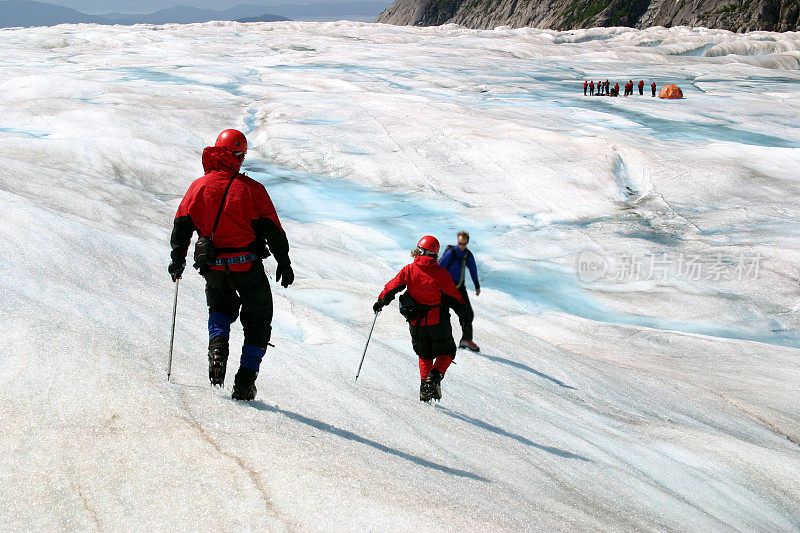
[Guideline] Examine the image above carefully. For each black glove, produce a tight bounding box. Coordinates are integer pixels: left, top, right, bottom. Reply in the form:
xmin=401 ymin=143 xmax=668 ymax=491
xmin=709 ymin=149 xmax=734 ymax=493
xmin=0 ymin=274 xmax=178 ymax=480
xmin=276 ymin=263 xmax=294 ymax=288
xmin=168 ymin=260 xmax=185 ymax=282
xmin=373 ymin=298 xmax=389 ymax=313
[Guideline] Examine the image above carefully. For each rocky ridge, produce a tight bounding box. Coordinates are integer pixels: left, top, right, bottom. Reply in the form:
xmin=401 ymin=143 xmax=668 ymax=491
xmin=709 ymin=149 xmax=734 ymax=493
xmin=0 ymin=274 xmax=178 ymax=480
xmin=376 ymin=0 xmax=800 ymax=32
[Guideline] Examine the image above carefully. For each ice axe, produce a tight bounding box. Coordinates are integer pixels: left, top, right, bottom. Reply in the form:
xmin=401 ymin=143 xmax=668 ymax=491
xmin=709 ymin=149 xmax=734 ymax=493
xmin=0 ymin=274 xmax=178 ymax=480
xmin=355 ymin=310 xmax=379 ymax=381
xmin=167 ymin=278 xmax=180 ymax=381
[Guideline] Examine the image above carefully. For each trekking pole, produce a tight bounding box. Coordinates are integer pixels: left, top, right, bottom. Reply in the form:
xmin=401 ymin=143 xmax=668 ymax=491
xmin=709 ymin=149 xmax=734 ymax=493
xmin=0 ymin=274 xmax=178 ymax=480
xmin=355 ymin=310 xmax=379 ymax=381
xmin=167 ymin=278 xmax=180 ymax=382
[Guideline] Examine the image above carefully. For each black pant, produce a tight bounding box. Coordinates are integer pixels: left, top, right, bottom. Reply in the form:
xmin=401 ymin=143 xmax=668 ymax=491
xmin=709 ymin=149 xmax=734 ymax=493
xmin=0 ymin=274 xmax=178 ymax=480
xmin=457 ymin=285 xmax=474 ymax=341
xmin=204 ymin=261 xmax=273 ymax=347
xmin=409 ymin=311 xmax=457 ymax=360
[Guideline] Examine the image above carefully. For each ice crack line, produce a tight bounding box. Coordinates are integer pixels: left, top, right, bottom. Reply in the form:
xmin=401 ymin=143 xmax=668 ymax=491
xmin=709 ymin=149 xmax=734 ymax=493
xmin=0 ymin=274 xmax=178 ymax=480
xmin=71 ymin=480 xmax=102 ymax=531
xmin=176 ymin=389 xmax=294 ymax=531
xmin=713 ymin=391 xmax=800 ymax=449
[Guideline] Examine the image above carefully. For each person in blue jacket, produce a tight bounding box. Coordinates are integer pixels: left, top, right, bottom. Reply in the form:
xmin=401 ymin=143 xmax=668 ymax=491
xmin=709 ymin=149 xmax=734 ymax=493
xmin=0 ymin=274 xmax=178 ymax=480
xmin=438 ymin=231 xmax=481 ymax=351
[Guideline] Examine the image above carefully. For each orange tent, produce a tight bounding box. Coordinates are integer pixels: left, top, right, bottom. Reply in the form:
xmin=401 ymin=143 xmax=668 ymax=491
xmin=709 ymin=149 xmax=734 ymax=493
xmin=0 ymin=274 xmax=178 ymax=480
xmin=658 ymin=84 xmax=683 ymax=99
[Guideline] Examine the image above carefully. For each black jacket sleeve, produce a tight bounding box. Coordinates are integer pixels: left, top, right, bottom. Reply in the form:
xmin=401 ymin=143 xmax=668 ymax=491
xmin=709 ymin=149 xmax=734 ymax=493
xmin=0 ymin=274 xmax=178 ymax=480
xmin=252 ymin=217 xmax=290 ymax=266
xmin=170 ymin=215 xmax=196 ymax=263
xmin=442 ymin=291 xmax=468 ymax=318
xmin=381 ymin=284 xmax=406 ymax=303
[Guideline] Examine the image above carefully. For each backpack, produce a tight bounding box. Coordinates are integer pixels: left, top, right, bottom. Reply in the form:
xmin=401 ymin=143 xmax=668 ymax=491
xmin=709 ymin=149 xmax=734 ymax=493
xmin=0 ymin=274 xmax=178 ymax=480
xmin=398 ymin=291 xmax=420 ymax=322
xmin=398 ymin=291 xmax=441 ymax=325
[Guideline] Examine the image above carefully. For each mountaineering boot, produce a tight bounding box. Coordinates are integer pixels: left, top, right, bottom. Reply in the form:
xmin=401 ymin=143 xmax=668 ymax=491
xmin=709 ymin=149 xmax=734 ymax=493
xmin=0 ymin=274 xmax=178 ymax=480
xmin=420 ymin=369 xmax=443 ymax=402
xmin=427 ymin=369 xmax=443 ymax=401
xmin=208 ymin=336 xmax=229 ymax=387
xmin=459 ymin=339 xmax=480 ymax=352
xmin=231 ymin=367 xmax=258 ymax=401
xmin=420 ymin=378 xmax=434 ymax=402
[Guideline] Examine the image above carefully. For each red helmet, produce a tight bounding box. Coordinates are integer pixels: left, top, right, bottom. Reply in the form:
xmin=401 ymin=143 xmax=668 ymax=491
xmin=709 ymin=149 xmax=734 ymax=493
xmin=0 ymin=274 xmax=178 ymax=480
xmin=215 ymin=129 xmax=247 ymax=153
xmin=416 ymin=235 xmax=440 ymax=254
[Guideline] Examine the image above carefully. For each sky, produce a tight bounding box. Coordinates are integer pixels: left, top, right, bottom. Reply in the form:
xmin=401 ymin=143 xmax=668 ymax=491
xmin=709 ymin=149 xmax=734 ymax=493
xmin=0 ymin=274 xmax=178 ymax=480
xmin=0 ymin=20 xmax=799 ymax=530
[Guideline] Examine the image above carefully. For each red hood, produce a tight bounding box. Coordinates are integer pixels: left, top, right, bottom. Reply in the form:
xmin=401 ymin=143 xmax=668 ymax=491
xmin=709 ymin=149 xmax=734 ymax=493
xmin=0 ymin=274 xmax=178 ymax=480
xmin=202 ymin=146 xmax=242 ymax=175
xmin=413 ymin=255 xmax=439 ymax=271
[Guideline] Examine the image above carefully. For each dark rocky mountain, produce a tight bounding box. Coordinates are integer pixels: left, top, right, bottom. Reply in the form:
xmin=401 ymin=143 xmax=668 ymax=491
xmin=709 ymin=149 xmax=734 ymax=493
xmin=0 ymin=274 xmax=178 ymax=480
xmin=376 ymin=0 xmax=800 ymax=32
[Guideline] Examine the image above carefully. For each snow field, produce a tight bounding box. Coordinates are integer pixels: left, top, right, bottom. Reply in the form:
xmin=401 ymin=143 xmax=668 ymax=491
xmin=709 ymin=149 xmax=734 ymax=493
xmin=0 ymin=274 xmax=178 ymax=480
xmin=0 ymin=21 xmax=799 ymax=531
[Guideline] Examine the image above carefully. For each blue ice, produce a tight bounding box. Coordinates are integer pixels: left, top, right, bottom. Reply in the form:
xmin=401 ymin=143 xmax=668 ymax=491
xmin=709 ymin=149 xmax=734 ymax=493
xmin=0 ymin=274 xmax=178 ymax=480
xmin=243 ymin=159 xmax=800 ymax=349
xmin=109 ymin=66 xmax=255 ymax=97
xmin=478 ymin=91 xmax=800 ymax=148
xmin=0 ymin=126 xmax=49 ymax=138
xmin=468 ymin=69 xmax=800 ymax=148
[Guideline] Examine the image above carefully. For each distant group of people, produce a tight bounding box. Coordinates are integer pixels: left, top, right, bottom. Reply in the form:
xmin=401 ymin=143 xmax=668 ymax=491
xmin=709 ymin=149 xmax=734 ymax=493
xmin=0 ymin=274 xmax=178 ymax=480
xmin=583 ymin=79 xmax=658 ymax=97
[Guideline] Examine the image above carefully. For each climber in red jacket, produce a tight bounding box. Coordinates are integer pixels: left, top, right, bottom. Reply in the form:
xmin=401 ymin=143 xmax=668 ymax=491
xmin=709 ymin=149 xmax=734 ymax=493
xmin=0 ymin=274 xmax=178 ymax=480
xmin=373 ymin=235 xmax=466 ymax=402
xmin=169 ymin=129 xmax=294 ymax=401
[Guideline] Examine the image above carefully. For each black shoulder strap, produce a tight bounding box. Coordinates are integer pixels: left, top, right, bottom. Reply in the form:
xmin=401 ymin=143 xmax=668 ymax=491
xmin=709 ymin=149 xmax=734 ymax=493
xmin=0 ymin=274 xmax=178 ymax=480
xmin=211 ymin=175 xmax=236 ymax=241
xmin=457 ymin=249 xmax=469 ymax=288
